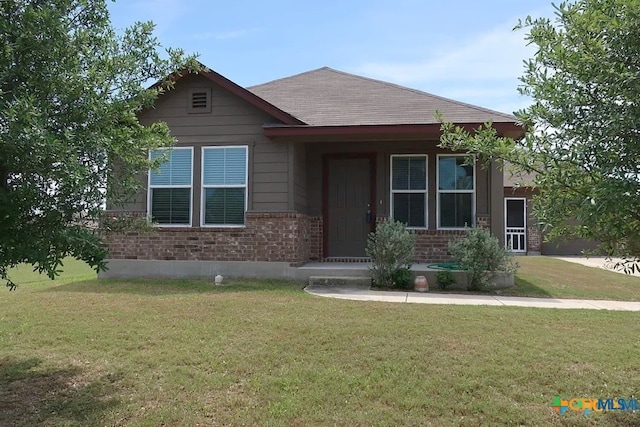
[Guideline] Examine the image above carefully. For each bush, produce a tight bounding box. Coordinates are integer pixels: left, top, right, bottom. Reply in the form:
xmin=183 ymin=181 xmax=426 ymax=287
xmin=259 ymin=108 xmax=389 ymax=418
xmin=366 ymin=219 xmax=415 ymax=288
xmin=390 ymin=267 xmax=413 ymax=290
xmin=436 ymin=270 xmax=456 ymax=290
xmin=448 ymin=227 xmax=518 ymax=291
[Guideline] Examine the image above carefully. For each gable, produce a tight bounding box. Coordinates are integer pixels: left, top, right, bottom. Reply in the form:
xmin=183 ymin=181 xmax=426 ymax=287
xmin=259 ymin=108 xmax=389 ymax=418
xmin=147 ymin=68 xmax=303 ymax=126
xmin=140 ymin=73 xmax=291 ymax=139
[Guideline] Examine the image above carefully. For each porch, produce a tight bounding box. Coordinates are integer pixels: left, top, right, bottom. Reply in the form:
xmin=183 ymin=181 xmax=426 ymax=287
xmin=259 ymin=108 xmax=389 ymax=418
xmin=295 ymin=140 xmax=504 ymax=261
xmin=294 ymin=261 xmax=466 ymax=286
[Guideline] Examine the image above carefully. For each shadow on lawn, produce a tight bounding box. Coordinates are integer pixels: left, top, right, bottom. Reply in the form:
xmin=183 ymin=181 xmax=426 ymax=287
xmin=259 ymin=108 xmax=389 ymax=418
xmin=500 ymin=277 xmax=553 ymax=298
xmin=0 ymin=357 xmax=121 ymax=427
xmin=46 ymin=278 xmax=303 ymax=295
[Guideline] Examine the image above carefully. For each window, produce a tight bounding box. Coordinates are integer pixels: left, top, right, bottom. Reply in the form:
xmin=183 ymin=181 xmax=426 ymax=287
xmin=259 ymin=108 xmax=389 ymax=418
xmin=201 ymin=146 xmax=248 ymax=226
xmin=148 ymin=147 xmax=193 ymax=225
xmin=391 ymin=155 xmax=427 ymax=228
xmin=187 ymin=88 xmax=211 ymax=113
xmin=438 ymin=155 xmax=475 ymax=228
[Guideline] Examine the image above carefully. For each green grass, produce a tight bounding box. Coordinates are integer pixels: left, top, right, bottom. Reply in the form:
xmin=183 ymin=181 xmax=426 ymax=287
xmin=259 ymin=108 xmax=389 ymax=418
xmin=0 ymin=272 xmax=639 ymax=426
xmin=5 ymin=258 xmax=97 ymax=285
xmin=502 ymin=256 xmax=640 ymax=301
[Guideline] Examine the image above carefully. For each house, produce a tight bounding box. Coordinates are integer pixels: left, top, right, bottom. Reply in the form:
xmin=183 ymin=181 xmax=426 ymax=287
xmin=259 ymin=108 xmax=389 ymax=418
xmin=503 ymin=167 xmax=540 ymax=255
xmin=503 ymin=167 xmax=600 ymax=256
xmin=101 ymin=66 xmax=525 ymax=279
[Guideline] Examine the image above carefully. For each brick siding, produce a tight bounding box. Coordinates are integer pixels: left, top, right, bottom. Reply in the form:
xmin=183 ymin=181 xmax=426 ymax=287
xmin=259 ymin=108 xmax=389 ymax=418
xmin=527 ymin=225 xmax=542 ymax=253
xmin=104 ymin=212 xmax=467 ymax=265
xmin=103 ymin=212 xmax=317 ymax=265
xmin=476 ymin=214 xmax=491 ymax=228
xmin=306 ymin=216 xmax=323 ymax=261
xmin=375 ymin=216 xmax=464 ymax=263
xmin=412 ymin=229 xmax=464 ymax=263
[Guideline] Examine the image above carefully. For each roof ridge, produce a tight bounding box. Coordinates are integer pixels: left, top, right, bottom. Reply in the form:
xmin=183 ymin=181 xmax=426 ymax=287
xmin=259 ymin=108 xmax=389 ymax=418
xmin=320 ymin=67 xmax=517 ymax=121
xmin=247 ymin=67 xmax=332 ymax=90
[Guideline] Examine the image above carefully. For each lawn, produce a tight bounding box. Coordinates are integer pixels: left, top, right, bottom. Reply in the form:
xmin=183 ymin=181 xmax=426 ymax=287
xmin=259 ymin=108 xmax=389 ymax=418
xmin=4 ymin=257 xmax=97 ymax=285
xmin=503 ymin=256 xmax=640 ymax=301
xmin=0 ymin=264 xmax=639 ymax=426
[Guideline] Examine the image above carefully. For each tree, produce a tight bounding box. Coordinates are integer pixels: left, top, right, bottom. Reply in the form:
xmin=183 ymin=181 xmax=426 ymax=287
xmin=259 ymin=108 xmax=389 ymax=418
xmin=440 ymin=0 xmax=640 ymax=271
xmin=0 ymin=0 xmax=200 ymax=289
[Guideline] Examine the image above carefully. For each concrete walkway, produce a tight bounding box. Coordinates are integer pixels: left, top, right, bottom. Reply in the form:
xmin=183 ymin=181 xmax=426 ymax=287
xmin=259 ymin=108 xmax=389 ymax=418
xmin=552 ymin=256 xmax=640 ymax=277
xmin=304 ymin=285 xmax=640 ymax=311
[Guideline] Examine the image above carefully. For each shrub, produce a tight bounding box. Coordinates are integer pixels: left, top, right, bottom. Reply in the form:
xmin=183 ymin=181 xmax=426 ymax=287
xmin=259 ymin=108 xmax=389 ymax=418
xmin=390 ymin=268 xmax=413 ymax=290
xmin=448 ymin=227 xmax=519 ymax=291
xmin=436 ymin=270 xmax=456 ymax=290
xmin=366 ymin=219 xmax=415 ymax=288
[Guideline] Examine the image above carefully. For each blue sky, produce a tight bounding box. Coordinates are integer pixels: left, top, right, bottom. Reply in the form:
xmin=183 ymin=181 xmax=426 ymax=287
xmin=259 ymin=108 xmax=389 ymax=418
xmin=108 ymin=0 xmax=554 ymax=115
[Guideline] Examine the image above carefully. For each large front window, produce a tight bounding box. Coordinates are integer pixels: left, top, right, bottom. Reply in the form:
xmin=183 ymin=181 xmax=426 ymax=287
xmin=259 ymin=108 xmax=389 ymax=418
xmin=148 ymin=147 xmax=193 ymax=225
xmin=438 ymin=155 xmax=475 ymax=228
xmin=201 ymin=146 xmax=248 ymax=226
xmin=391 ymin=155 xmax=427 ymax=228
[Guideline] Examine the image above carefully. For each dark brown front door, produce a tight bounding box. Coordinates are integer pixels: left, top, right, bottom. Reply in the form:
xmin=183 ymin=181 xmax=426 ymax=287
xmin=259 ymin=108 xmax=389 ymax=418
xmin=326 ymin=157 xmax=374 ymax=257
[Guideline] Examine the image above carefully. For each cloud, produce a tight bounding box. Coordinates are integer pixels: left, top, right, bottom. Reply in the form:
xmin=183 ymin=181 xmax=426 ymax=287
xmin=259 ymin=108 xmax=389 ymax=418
xmin=348 ymin=19 xmax=538 ymax=113
xmin=353 ymin=22 xmax=533 ymax=85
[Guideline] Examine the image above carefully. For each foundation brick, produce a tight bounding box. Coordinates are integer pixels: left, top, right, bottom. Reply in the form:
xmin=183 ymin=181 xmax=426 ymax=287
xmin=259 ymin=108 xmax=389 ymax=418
xmin=103 ymin=212 xmax=322 ymax=265
xmin=104 ymin=212 xmax=468 ymax=265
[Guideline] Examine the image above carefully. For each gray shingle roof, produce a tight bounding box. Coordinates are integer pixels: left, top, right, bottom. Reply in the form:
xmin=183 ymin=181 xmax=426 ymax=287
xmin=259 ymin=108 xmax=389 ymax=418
xmin=247 ymin=67 xmax=517 ymax=126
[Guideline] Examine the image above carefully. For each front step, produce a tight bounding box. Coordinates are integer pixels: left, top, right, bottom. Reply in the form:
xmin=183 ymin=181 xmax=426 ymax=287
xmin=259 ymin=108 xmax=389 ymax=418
xmin=308 ymin=276 xmax=372 ymax=289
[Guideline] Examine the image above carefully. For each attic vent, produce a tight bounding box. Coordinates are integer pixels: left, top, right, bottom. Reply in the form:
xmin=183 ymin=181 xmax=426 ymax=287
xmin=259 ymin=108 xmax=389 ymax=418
xmin=187 ymin=88 xmax=211 ymax=113
xmin=191 ymin=92 xmax=208 ymax=108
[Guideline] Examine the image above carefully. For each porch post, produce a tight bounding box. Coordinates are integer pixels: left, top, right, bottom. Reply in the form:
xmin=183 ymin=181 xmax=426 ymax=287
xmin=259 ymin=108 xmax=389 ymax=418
xmin=490 ymin=159 xmax=505 ymax=245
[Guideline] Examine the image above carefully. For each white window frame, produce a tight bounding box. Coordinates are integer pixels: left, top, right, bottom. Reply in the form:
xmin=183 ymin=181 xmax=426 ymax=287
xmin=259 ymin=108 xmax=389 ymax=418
xmin=147 ymin=146 xmax=194 ymax=227
xmin=436 ymin=154 xmax=476 ymax=230
xmin=200 ymin=145 xmax=249 ymax=228
xmin=390 ymin=154 xmax=428 ymax=230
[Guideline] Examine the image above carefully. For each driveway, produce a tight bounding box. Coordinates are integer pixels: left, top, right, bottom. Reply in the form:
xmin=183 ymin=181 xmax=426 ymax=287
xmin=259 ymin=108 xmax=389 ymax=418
xmin=552 ymin=256 xmax=640 ymax=277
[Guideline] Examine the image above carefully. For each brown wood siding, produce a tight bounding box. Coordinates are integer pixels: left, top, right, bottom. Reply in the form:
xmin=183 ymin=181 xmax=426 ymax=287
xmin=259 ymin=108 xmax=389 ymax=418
xmin=254 ymin=192 xmax=288 ymax=204
xmin=253 ymin=182 xmax=288 ymax=194
xmin=106 ymin=171 xmax=147 ymax=212
xmin=121 ymin=73 xmax=290 ymax=217
xmin=475 ymin=160 xmax=490 ymax=216
xmin=252 ymin=141 xmax=289 ymax=212
xmin=292 ymin=144 xmax=307 ymax=212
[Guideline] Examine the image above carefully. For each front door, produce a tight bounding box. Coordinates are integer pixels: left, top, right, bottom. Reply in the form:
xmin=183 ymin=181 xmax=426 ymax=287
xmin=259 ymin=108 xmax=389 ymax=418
xmin=505 ymin=198 xmax=527 ymax=253
xmin=325 ymin=156 xmax=374 ymax=257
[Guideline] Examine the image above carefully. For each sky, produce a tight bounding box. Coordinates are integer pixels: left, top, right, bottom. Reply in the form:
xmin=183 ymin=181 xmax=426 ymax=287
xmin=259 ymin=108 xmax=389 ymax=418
xmin=107 ymin=0 xmax=556 ymax=115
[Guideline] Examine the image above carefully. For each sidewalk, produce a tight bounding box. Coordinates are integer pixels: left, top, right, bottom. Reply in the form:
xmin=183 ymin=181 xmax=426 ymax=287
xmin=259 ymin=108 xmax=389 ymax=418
xmin=552 ymin=256 xmax=640 ymax=277
xmin=304 ymin=285 xmax=640 ymax=311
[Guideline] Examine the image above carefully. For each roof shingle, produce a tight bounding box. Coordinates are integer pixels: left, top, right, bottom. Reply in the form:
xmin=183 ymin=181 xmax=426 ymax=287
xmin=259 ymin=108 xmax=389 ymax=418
xmin=248 ymin=67 xmax=517 ymax=126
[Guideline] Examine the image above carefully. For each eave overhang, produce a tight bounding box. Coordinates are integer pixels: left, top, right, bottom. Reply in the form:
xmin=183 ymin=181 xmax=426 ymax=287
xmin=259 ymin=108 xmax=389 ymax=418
xmin=263 ymin=122 xmax=525 ymax=141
